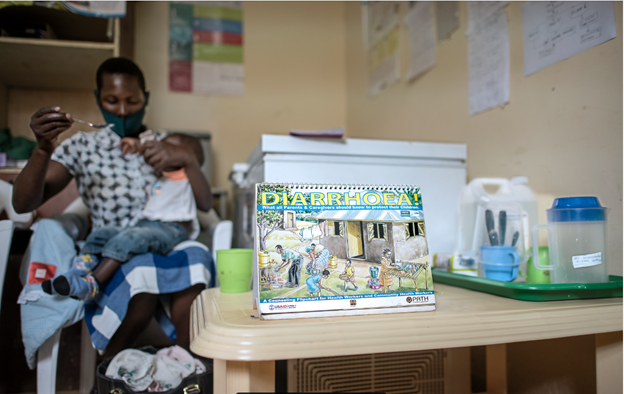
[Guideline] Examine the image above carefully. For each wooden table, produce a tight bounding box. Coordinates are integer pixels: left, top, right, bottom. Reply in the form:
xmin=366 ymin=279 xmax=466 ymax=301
xmin=190 ymin=284 xmax=622 ymax=394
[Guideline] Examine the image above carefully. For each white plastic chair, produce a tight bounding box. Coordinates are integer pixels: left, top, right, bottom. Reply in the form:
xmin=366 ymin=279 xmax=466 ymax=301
xmin=0 ymin=220 xmax=14 ymax=316
xmin=0 ymin=180 xmax=34 ymax=315
xmin=35 ymin=197 xmax=94 ymax=394
xmin=0 ymin=179 xmax=35 ymax=227
xmin=211 ymin=220 xmax=233 ymax=287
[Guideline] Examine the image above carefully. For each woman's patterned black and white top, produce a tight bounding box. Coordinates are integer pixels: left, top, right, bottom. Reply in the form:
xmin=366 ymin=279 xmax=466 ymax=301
xmin=51 ymin=126 xmax=167 ymax=230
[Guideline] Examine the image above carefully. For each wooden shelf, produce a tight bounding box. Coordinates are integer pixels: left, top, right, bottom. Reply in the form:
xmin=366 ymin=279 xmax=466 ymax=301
xmin=0 ymin=36 xmax=115 ymax=49
xmin=0 ymin=19 xmax=119 ymax=90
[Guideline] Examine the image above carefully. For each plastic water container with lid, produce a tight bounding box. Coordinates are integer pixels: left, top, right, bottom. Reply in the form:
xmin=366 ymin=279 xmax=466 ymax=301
xmin=457 ymin=177 xmax=539 ymax=257
xmin=531 ymin=197 xmax=609 ymax=284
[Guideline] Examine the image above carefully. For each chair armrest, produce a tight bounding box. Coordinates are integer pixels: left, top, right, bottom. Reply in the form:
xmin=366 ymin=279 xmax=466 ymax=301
xmin=211 ymin=220 xmax=233 ymax=264
xmin=48 ymin=197 xmax=90 ymax=241
xmin=0 ymin=179 xmax=34 ymax=228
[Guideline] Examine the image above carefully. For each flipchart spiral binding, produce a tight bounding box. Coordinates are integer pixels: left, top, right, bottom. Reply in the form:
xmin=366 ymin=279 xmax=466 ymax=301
xmin=258 ymin=182 xmax=420 ymax=192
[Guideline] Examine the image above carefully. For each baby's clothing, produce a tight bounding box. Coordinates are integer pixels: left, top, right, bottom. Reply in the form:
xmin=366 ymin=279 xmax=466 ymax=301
xmin=46 ymin=133 xmax=201 ymax=301
xmin=141 ymin=168 xmax=199 ymax=240
xmin=81 ymin=219 xmax=189 ymax=263
xmin=80 ymin=167 xmax=200 ymax=263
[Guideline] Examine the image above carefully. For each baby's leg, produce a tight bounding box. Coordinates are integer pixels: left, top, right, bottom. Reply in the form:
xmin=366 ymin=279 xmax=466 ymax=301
xmin=61 ymin=226 xmax=156 ymax=299
xmin=51 ymin=224 xmax=135 ymax=300
xmin=42 ymin=226 xmax=119 ymax=298
xmin=53 ymin=256 xmax=122 ymax=301
xmin=101 ymin=221 xmax=187 ymax=263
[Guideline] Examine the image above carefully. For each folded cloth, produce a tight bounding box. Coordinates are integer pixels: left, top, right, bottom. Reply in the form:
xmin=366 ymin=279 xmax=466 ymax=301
xmin=157 ymin=345 xmax=206 ymax=374
xmin=85 ymin=241 xmax=214 ymax=352
xmin=106 ymin=346 xmax=205 ymax=392
xmin=106 ymin=349 xmax=155 ymax=391
xmin=19 ymin=219 xmax=84 ymax=369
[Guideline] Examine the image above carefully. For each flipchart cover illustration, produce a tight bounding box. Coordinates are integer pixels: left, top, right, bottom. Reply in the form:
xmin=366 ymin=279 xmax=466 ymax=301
xmin=253 ymin=183 xmax=436 ymax=319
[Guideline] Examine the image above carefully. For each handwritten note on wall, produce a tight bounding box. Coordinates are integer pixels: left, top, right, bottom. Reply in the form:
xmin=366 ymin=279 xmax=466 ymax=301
xmin=467 ymin=2 xmax=510 ymax=116
xmin=522 ymin=1 xmax=616 ymax=76
xmin=365 ymin=2 xmax=401 ymax=98
xmin=404 ymin=1 xmax=437 ymax=81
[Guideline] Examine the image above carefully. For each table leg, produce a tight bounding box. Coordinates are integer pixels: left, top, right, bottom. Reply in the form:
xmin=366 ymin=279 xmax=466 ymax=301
xmin=596 ymin=331 xmax=623 ymax=394
xmin=214 ymin=359 xmax=275 ymax=394
xmin=251 ymin=361 xmax=276 ymax=392
xmin=485 ymin=344 xmax=507 ymax=394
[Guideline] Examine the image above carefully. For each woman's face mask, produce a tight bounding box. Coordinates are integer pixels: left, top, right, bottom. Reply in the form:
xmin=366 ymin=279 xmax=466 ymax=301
xmin=96 ymin=73 xmax=149 ymax=138
xmin=98 ymin=102 xmax=147 ymax=138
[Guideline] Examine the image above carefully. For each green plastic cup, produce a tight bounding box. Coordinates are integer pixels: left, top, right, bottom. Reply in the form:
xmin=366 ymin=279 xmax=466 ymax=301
xmin=524 ymin=246 xmax=551 ymax=284
xmin=216 ymin=249 xmax=253 ymax=293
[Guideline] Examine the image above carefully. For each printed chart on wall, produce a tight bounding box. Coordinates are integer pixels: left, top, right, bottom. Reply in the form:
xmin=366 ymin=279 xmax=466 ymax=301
xmin=522 ymin=1 xmax=616 ymax=76
xmin=253 ymin=183 xmax=435 ymax=320
xmin=467 ymin=2 xmax=510 ymax=116
xmin=363 ymin=1 xmax=401 ymax=98
xmin=404 ymin=1 xmax=436 ymax=81
xmin=169 ymin=2 xmax=244 ymax=95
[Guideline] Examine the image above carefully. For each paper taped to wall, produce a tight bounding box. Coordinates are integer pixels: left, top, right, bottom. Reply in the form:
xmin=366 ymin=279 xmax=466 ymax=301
xmin=522 ymin=2 xmax=617 ymax=76
xmin=467 ymin=2 xmax=510 ymax=116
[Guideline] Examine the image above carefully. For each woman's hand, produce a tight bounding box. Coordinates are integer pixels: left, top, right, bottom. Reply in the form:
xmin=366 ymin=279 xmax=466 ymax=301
xmin=30 ymin=107 xmax=73 ymax=154
xmin=139 ymin=139 xmax=197 ymax=176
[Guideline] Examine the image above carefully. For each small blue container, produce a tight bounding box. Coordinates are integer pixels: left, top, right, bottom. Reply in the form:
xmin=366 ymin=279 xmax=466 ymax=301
xmin=480 ymin=245 xmax=521 ymax=282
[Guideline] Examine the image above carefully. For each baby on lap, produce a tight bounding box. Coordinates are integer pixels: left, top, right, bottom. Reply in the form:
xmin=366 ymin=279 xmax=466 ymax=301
xmin=42 ymin=131 xmax=199 ymax=301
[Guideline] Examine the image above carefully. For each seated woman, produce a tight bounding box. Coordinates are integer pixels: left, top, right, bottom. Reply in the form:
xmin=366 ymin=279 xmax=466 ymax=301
xmin=13 ymin=57 xmax=213 ymax=357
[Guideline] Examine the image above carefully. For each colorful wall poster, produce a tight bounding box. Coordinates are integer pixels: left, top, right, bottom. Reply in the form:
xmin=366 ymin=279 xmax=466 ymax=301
xmin=169 ymin=2 xmax=244 ymax=96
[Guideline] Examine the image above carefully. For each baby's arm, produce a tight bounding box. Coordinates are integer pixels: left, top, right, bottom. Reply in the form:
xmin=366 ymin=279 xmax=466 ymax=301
xmin=120 ymin=137 xmax=141 ymax=155
xmin=161 ymin=134 xmax=213 ymax=212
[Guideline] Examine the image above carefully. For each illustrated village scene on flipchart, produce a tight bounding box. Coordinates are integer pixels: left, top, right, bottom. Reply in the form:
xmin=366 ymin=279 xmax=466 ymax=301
xmin=255 ymin=184 xmax=435 ymax=303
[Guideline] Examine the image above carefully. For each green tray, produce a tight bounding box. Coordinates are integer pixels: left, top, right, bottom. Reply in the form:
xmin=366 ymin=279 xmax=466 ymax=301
xmin=432 ymin=269 xmax=623 ymax=301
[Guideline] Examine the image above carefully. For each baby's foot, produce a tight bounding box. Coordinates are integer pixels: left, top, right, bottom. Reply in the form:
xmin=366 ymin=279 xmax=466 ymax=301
xmin=73 ymin=254 xmax=99 ymax=275
xmin=52 ymin=270 xmax=99 ymax=301
xmin=41 ymin=255 xmax=99 ymax=297
xmin=41 ymin=279 xmax=56 ymax=295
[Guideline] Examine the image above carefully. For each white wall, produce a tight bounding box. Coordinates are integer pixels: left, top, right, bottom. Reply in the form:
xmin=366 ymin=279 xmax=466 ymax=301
xmin=344 ymin=1 xmax=623 ymax=276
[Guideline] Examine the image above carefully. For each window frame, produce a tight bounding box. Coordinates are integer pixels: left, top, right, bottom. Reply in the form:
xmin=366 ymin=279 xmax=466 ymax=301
xmin=367 ymin=222 xmax=388 ymax=241
xmin=405 ymin=220 xmax=425 ymax=240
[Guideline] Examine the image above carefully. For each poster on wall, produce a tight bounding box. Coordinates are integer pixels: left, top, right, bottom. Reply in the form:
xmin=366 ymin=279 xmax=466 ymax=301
xmin=522 ymin=2 xmax=616 ymax=76
xmin=363 ymin=1 xmax=401 ymax=98
xmin=467 ymin=2 xmax=510 ymax=116
xmin=169 ymin=1 xmax=244 ymax=96
xmin=404 ymin=1 xmax=436 ymax=81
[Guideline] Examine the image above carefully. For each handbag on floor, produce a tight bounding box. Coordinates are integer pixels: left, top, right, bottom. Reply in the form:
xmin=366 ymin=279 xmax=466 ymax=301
xmin=96 ymin=346 xmax=212 ymax=394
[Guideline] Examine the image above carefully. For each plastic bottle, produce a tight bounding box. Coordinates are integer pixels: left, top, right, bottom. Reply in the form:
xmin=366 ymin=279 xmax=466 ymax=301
xmin=506 ymin=176 xmax=539 ymax=250
xmin=457 ymin=177 xmax=538 ymax=255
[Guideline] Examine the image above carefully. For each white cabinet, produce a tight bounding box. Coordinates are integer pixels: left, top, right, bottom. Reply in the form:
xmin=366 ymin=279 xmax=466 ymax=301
xmin=236 ymin=134 xmax=466 ymax=255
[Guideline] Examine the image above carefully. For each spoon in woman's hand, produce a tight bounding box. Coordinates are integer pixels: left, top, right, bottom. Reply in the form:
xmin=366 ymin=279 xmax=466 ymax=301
xmin=72 ymin=118 xmax=111 ymax=129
